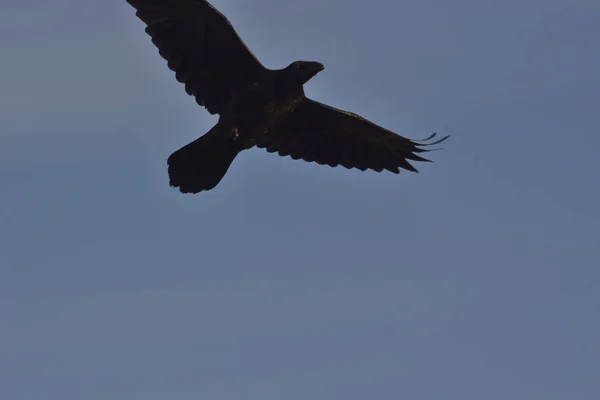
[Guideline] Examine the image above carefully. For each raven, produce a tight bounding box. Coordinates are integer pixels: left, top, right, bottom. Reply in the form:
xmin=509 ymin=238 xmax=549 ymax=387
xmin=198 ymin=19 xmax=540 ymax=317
xmin=126 ymin=0 xmax=448 ymax=194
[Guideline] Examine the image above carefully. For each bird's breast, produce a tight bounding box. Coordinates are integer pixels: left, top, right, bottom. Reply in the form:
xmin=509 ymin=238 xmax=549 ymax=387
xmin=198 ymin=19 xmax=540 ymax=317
xmin=231 ymin=94 xmax=303 ymax=147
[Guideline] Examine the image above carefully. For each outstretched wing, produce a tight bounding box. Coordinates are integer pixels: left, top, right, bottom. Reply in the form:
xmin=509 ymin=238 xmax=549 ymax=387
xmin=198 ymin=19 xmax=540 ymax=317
xmin=257 ymin=98 xmax=449 ymax=173
xmin=126 ymin=0 xmax=267 ymax=114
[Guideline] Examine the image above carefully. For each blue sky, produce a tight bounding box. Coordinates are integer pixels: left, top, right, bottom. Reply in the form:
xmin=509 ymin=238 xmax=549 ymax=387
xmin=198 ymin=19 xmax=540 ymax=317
xmin=1 ymin=0 xmax=599 ymax=399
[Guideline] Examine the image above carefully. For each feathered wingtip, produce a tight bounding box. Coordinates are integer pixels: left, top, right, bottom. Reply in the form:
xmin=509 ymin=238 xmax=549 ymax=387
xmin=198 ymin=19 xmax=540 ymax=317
xmin=401 ymin=132 xmax=449 ymax=168
xmin=412 ymin=132 xmax=450 ymax=154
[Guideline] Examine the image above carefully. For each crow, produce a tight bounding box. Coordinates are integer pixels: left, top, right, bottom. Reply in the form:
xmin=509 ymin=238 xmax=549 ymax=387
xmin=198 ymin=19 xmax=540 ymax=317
xmin=126 ymin=0 xmax=449 ymax=194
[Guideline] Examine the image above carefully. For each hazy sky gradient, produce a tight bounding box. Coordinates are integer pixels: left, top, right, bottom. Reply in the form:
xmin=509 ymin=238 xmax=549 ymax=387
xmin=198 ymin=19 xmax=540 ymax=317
xmin=1 ymin=0 xmax=599 ymax=399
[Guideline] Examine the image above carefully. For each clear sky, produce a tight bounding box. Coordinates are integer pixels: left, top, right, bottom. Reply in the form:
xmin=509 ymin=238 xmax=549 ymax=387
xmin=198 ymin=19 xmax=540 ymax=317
xmin=1 ymin=0 xmax=599 ymax=399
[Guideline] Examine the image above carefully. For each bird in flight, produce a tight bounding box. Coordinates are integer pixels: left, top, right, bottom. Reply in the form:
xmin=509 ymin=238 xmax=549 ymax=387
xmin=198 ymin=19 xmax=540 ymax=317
xmin=126 ymin=0 xmax=448 ymax=194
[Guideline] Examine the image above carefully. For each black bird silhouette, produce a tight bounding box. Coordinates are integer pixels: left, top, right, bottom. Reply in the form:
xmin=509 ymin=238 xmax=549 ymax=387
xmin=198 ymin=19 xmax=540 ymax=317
xmin=126 ymin=0 xmax=449 ymax=194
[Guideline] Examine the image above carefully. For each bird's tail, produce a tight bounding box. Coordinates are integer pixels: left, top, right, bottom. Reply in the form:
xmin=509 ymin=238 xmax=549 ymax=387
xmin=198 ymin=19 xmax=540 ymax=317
xmin=167 ymin=124 xmax=241 ymax=194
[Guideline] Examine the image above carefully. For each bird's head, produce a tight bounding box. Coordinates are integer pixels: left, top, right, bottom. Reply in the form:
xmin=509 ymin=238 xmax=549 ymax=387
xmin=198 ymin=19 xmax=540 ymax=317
xmin=286 ymin=61 xmax=325 ymax=84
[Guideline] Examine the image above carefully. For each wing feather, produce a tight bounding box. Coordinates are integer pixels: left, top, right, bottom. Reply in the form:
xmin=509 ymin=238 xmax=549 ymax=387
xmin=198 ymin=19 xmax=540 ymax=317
xmin=257 ymin=98 xmax=449 ymax=173
xmin=127 ymin=0 xmax=267 ymax=114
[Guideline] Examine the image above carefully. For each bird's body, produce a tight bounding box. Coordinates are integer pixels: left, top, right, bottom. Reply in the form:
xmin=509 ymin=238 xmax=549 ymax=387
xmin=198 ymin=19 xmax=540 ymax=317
xmin=219 ymin=74 xmax=305 ymax=148
xmin=126 ymin=0 xmax=448 ymax=193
